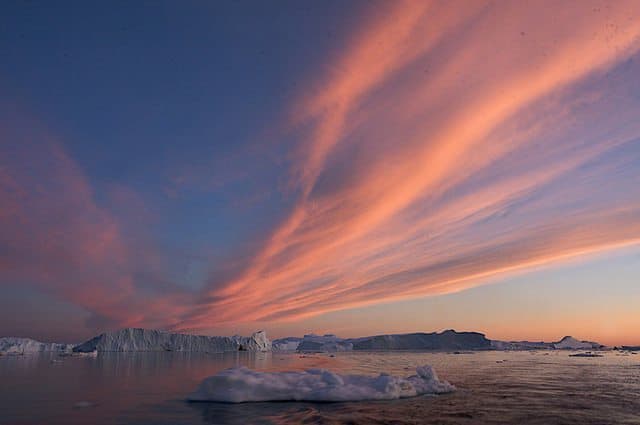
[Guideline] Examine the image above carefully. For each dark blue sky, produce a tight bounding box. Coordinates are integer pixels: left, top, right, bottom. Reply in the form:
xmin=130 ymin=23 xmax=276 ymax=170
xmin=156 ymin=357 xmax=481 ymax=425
xmin=1 ymin=0 xmax=363 ymax=275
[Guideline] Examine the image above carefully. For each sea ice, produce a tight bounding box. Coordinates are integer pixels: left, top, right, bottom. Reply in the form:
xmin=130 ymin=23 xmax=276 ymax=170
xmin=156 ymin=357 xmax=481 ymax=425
xmin=188 ymin=364 xmax=454 ymax=402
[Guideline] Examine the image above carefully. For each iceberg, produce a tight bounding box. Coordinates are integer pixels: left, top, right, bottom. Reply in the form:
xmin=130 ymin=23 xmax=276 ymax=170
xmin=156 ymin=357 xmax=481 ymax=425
xmin=272 ymin=337 xmax=303 ymax=351
xmin=0 ymin=337 xmax=74 ymax=355
xmin=188 ymin=364 xmax=454 ymax=402
xmin=490 ymin=340 xmax=550 ymax=350
xmin=350 ymin=330 xmax=491 ymax=351
xmin=72 ymin=328 xmax=271 ymax=353
xmin=296 ymin=334 xmax=354 ymax=352
xmin=294 ymin=330 xmax=491 ymax=352
xmin=620 ymin=345 xmax=640 ymax=351
xmin=282 ymin=330 xmax=606 ymax=352
xmin=552 ymin=336 xmax=602 ymax=350
xmin=490 ymin=335 xmax=603 ymax=351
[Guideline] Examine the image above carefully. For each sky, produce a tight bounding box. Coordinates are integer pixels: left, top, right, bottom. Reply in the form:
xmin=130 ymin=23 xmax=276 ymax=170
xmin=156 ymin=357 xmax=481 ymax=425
xmin=1 ymin=0 xmax=639 ymax=345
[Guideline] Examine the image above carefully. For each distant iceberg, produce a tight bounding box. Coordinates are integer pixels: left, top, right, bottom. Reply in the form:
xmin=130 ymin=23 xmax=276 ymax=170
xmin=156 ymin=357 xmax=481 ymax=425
xmin=490 ymin=335 xmax=603 ymax=351
xmin=552 ymin=336 xmax=602 ymax=350
xmin=293 ymin=330 xmax=491 ymax=352
xmin=188 ymin=364 xmax=454 ymax=402
xmin=3 ymin=328 xmax=605 ymax=355
xmin=272 ymin=337 xmax=303 ymax=351
xmin=281 ymin=330 xmax=605 ymax=352
xmin=0 ymin=337 xmax=74 ymax=355
xmin=296 ymin=334 xmax=354 ymax=352
xmin=73 ymin=328 xmax=271 ymax=353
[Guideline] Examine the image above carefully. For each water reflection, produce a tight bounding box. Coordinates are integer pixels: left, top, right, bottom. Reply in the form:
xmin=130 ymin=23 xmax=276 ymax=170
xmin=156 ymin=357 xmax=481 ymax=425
xmin=1 ymin=350 xmax=639 ymax=425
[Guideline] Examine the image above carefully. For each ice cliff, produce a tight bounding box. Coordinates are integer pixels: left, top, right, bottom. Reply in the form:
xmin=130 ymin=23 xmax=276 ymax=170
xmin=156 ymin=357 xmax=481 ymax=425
xmin=73 ymin=328 xmax=271 ymax=353
xmin=188 ymin=364 xmax=454 ymax=402
xmin=0 ymin=337 xmax=74 ymax=354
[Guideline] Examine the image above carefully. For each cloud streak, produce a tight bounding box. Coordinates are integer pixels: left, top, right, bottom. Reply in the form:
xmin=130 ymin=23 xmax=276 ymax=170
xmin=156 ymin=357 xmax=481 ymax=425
xmin=2 ymin=1 xmax=640 ymax=337
xmin=178 ymin=0 xmax=640 ymax=329
xmin=0 ymin=115 xmax=192 ymax=332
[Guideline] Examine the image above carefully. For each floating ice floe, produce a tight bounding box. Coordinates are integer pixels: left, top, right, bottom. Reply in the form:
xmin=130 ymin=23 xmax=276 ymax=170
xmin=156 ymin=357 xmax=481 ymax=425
xmin=59 ymin=350 xmax=98 ymax=357
xmin=569 ymin=352 xmax=603 ymax=357
xmin=188 ymin=364 xmax=454 ymax=403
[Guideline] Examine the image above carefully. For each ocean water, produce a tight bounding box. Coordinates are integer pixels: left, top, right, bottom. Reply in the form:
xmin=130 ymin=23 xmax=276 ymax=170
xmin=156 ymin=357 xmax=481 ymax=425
xmin=1 ymin=350 xmax=639 ymax=425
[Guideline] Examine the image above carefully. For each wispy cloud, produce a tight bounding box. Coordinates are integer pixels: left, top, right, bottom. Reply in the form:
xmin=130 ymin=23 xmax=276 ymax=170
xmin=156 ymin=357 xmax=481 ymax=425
xmin=178 ymin=0 xmax=640 ymax=330
xmin=2 ymin=1 xmax=640 ymax=336
xmin=0 ymin=116 xmax=191 ymax=332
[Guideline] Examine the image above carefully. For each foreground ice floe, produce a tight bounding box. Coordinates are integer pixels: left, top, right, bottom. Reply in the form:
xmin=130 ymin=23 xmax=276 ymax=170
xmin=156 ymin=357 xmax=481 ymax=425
xmin=188 ymin=364 xmax=454 ymax=402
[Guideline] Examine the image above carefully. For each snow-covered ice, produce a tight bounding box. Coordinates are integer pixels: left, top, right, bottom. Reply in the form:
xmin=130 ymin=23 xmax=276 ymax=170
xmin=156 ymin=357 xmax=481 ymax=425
xmin=188 ymin=364 xmax=454 ymax=402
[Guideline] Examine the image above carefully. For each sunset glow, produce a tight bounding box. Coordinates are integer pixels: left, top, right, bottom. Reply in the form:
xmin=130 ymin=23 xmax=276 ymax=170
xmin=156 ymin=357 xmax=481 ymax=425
xmin=1 ymin=0 xmax=639 ymax=345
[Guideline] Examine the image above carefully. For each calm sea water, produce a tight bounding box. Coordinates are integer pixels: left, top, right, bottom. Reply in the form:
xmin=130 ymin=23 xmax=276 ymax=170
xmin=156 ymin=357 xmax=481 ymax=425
xmin=1 ymin=350 xmax=639 ymax=425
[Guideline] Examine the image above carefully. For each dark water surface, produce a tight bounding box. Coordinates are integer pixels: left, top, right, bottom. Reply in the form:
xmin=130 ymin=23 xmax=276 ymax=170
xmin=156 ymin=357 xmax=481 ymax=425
xmin=1 ymin=350 xmax=639 ymax=424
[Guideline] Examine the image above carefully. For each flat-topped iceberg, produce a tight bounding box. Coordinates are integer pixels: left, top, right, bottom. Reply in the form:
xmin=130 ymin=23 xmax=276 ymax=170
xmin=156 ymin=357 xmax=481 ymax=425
xmin=0 ymin=337 xmax=74 ymax=355
xmin=491 ymin=335 xmax=603 ymax=351
xmin=188 ymin=364 xmax=454 ymax=402
xmin=294 ymin=330 xmax=491 ymax=352
xmin=350 ymin=330 xmax=490 ymax=351
xmin=73 ymin=328 xmax=271 ymax=353
xmin=283 ymin=330 xmax=605 ymax=352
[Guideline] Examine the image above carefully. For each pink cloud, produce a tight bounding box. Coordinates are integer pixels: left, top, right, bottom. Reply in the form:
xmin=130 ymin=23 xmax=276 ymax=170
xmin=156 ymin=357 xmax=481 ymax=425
xmin=177 ymin=0 xmax=640 ymax=330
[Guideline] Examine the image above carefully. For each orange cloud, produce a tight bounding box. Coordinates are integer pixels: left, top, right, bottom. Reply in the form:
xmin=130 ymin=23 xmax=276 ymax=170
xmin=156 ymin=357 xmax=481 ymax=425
xmin=179 ymin=0 xmax=640 ymax=330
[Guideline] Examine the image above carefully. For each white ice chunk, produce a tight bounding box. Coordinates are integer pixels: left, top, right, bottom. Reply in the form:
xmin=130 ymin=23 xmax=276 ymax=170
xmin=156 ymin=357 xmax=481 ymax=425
xmin=188 ymin=364 xmax=454 ymax=403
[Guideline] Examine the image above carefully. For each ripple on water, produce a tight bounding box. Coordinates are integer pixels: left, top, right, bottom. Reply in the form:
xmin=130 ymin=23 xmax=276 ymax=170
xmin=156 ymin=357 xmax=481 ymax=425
xmin=1 ymin=350 xmax=639 ymax=424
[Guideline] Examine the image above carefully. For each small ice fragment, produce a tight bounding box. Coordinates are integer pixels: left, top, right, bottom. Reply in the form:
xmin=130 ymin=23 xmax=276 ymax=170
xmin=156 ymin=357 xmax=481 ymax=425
xmin=73 ymin=401 xmax=94 ymax=408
